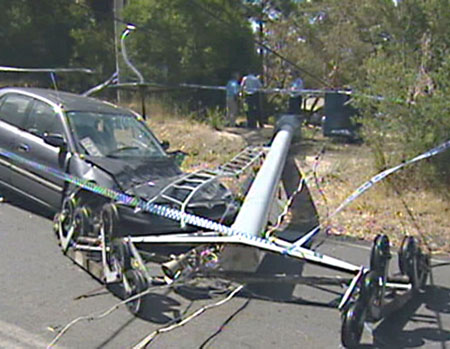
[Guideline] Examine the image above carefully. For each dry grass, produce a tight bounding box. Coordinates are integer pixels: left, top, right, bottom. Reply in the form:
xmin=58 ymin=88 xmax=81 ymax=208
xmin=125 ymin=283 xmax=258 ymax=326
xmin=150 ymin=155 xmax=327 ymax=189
xmin=133 ymin=100 xmax=246 ymax=171
xmin=297 ymin=134 xmax=450 ymax=255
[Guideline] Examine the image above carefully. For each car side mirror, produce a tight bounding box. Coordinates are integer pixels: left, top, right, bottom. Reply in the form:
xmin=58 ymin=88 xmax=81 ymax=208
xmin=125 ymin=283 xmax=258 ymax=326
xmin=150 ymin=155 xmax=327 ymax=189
xmin=44 ymin=133 xmax=66 ymax=148
xmin=168 ymin=150 xmax=187 ymax=166
xmin=161 ymin=140 xmax=170 ymax=150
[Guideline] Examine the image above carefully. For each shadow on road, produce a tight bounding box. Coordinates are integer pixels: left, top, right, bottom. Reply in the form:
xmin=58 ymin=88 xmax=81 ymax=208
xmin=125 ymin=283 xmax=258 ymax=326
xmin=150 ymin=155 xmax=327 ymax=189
xmin=372 ymin=268 xmax=450 ymax=349
xmin=107 ymin=283 xmax=182 ymax=324
xmin=0 ymin=186 xmax=54 ymax=219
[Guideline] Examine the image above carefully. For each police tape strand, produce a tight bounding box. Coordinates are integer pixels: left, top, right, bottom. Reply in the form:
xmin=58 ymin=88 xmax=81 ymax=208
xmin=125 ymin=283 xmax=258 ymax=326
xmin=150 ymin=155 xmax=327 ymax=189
xmin=0 ymin=148 xmax=278 ymax=250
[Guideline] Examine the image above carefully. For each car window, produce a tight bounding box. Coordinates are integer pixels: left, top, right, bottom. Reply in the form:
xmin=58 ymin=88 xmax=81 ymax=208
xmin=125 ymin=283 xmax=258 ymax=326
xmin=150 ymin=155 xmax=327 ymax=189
xmin=67 ymin=111 xmax=166 ymax=158
xmin=26 ymin=100 xmax=64 ymax=138
xmin=0 ymin=94 xmax=33 ymax=128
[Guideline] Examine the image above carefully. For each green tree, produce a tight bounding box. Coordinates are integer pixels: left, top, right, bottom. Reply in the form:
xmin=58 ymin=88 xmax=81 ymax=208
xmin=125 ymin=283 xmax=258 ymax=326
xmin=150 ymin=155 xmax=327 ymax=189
xmin=355 ymin=0 xmax=450 ymax=186
xmin=67 ymin=1 xmax=115 ymax=91
xmin=0 ymin=0 xmax=77 ymax=67
xmin=260 ymin=0 xmax=449 ymax=186
xmin=0 ymin=0 xmax=114 ymax=91
xmin=122 ymin=0 xmax=259 ymax=87
xmin=263 ymin=0 xmax=393 ymax=89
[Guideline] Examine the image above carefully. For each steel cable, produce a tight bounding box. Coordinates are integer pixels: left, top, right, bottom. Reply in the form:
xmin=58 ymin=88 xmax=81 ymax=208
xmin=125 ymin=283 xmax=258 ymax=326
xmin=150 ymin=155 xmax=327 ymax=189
xmin=47 ymin=284 xmax=171 ymax=348
xmin=131 ymin=284 xmax=245 ymax=349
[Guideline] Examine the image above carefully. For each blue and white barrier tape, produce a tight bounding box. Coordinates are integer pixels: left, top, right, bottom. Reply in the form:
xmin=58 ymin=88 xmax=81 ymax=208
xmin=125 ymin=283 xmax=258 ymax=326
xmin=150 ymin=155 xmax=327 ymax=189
xmin=0 ymin=148 xmax=275 ymax=249
xmin=287 ymin=139 xmax=450 ymax=252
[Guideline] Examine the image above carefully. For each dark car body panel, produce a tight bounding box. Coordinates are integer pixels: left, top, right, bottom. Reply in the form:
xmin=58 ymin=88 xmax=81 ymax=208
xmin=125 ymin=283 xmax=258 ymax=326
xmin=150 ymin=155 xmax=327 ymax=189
xmin=84 ymin=155 xmax=182 ymax=192
xmin=10 ymin=129 xmax=69 ymax=208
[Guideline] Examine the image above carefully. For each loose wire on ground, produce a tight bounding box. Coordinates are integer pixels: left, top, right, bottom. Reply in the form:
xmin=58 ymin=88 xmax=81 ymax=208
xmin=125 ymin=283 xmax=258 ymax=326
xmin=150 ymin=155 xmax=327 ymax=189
xmin=131 ymin=284 xmax=245 ymax=349
xmin=312 ymin=146 xmax=329 ymax=219
xmin=309 ymin=146 xmax=335 ymax=249
xmin=47 ymin=284 xmax=171 ymax=348
xmin=47 ymin=277 xmax=238 ymax=348
xmin=387 ymin=179 xmax=433 ymax=253
xmin=264 ymin=143 xmax=326 ymax=238
xmin=198 ymin=297 xmax=252 ymax=349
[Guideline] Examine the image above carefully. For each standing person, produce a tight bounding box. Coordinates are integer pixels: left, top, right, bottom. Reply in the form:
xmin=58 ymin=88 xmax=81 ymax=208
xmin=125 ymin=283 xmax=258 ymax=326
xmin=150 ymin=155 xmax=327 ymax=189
xmin=288 ymin=73 xmax=304 ymax=115
xmin=240 ymin=73 xmax=263 ymax=128
xmin=225 ymin=73 xmax=240 ymax=127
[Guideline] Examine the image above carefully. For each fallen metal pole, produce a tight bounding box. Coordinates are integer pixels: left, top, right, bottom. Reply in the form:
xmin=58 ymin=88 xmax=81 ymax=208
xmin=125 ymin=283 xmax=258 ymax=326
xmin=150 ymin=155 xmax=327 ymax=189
xmin=221 ymin=114 xmax=301 ymax=271
xmin=232 ymin=115 xmax=300 ymax=236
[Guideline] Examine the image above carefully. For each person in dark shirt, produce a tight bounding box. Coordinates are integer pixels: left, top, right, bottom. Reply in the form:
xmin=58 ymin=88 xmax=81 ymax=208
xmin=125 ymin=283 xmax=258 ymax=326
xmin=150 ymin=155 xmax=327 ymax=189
xmin=241 ymin=73 xmax=264 ymax=128
xmin=288 ymin=74 xmax=304 ymax=115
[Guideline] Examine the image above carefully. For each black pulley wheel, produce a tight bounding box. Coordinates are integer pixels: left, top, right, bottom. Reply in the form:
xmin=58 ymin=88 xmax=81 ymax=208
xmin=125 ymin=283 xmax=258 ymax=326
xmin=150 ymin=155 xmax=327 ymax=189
xmin=59 ymin=196 xmax=77 ymax=238
xmin=398 ymin=236 xmax=416 ymax=275
xmin=100 ymin=203 xmax=119 ymax=242
xmin=370 ymin=234 xmax=391 ymax=275
xmin=341 ymin=302 xmax=365 ymax=348
xmin=123 ymin=269 xmax=148 ymax=314
xmin=398 ymin=236 xmax=429 ymax=291
xmin=362 ymin=271 xmax=384 ymax=322
xmin=73 ymin=206 xmax=91 ymax=238
xmin=109 ymin=239 xmax=132 ymax=277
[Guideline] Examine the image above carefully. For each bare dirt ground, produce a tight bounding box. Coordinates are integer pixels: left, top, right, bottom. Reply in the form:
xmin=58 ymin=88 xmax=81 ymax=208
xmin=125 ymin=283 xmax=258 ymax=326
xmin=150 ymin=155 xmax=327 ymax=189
xmin=147 ymin=114 xmax=450 ymax=255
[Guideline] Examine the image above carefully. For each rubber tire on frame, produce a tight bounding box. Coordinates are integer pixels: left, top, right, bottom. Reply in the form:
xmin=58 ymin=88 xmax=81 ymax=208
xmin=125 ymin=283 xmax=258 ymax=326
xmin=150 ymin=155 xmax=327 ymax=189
xmin=124 ymin=269 xmax=148 ymax=315
xmin=398 ymin=236 xmax=428 ymax=291
xmin=341 ymin=302 xmax=365 ymax=348
xmin=370 ymin=234 xmax=390 ymax=275
xmin=398 ymin=236 xmax=416 ymax=275
xmin=109 ymin=239 xmax=132 ymax=276
xmin=100 ymin=203 xmax=119 ymax=239
xmin=362 ymin=271 xmax=384 ymax=322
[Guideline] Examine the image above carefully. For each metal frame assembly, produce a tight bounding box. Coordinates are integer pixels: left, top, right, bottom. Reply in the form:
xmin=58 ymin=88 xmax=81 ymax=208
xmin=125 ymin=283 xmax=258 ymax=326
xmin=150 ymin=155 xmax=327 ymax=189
xmin=51 ymin=114 xmax=430 ymax=348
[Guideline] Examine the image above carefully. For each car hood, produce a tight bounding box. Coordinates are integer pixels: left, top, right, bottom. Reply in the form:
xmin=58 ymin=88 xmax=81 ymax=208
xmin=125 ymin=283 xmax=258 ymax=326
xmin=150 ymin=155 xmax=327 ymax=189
xmin=85 ymin=155 xmax=182 ymax=193
xmin=84 ymin=156 xmax=233 ymax=205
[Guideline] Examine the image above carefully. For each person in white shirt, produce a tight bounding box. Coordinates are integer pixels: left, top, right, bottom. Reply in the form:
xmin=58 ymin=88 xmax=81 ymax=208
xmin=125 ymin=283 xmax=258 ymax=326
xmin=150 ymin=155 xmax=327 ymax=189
xmin=240 ymin=73 xmax=264 ymax=128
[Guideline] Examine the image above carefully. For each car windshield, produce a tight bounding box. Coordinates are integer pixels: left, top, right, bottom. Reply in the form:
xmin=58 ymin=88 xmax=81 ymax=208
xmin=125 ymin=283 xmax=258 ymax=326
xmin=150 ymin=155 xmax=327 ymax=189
xmin=67 ymin=111 xmax=166 ymax=158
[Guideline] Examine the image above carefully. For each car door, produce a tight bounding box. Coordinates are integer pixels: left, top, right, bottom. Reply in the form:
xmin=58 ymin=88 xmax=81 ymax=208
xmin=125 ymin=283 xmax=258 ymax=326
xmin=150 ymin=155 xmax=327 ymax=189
xmin=0 ymin=93 xmax=12 ymax=184
xmin=10 ymin=98 xmax=70 ymax=209
xmin=0 ymin=93 xmax=33 ymax=189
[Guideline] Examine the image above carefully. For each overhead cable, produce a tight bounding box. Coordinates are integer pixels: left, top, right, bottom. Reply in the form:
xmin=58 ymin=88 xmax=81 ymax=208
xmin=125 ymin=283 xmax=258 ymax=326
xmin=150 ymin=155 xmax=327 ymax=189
xmin=188 ymin=0 xmax=330 ymax=87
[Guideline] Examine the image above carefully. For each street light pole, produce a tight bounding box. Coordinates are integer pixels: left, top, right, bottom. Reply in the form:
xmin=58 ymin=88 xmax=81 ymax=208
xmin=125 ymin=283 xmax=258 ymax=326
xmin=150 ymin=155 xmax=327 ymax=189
xmin=113 ymin=0 xmax=124 ymax=103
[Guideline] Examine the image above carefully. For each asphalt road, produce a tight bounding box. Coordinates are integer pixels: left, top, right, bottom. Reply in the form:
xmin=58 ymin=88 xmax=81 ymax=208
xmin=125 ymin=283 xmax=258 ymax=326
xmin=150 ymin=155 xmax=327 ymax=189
xmin=0 ymin=191 xmax=449 ymax=349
